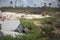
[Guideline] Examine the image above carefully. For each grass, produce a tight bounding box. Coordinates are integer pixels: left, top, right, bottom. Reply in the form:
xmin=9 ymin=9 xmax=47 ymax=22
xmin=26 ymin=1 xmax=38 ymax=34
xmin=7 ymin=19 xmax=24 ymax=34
xmin=20 ymin=18 xmax=55 ymax=40
xmin=19 ymin=19 xmax=44 ymax=40
xmin=0 ymin=24 xmax=1 ymax=30
xmin=0 ymin=20 xmax=43 ymax=40
xmin=21 ymin=20 xmax=36 ymax=28
xmin=0 ymin=35 xmax=15 ymax=40
xmin=0 ymin=16 xmax=60 ymax=40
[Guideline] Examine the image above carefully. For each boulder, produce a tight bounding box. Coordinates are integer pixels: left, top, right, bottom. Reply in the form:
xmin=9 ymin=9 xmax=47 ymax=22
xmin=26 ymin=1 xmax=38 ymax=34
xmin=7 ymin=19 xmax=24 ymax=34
xmin=0 ymin=30 xmax=23 ymax=37
xmin=0 ymin=31 xmax=3 ymax=37
xmin=1 ymin=20 xmax=22 ymax=31
xmin=23 ymin=28 xmax=29 ymax=33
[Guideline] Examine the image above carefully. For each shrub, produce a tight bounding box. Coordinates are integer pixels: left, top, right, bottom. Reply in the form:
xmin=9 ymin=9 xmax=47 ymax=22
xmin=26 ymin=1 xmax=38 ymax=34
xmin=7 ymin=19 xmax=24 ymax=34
xmin=20 ymin=20 xmax=43 ymax=40
xmin=0 ymin=35 xmax=15 ymax=40
xmin=49 ymin=32 xmax=60 ymax=40
xmin=41 ymin=26 xmax=54 ymax=37
xmin=0 ymin=24 xmax=1 ymax=30
xmin=18 ymin=29 xmax=43 ymax=40
xmin=21 ymin=20 xmax=36 ymax=29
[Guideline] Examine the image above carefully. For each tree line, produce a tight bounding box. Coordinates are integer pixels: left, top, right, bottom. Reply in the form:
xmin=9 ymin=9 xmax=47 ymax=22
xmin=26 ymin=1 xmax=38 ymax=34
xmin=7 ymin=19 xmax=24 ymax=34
xmin=10 ymin=0 xmax=60 ymax=8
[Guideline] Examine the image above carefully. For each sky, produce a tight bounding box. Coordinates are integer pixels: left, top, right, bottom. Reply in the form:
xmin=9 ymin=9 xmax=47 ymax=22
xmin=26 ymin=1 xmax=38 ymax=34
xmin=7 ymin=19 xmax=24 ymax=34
xmin=0 ymin=0 xmax=59 ymax=7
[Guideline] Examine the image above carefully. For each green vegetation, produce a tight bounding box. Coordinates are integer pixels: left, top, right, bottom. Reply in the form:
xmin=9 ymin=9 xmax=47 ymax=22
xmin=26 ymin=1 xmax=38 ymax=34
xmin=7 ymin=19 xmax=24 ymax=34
xmin=0 ymin=21 xmax=43 ymax=40
xmin=0 ymin=35 xmax=14 ymax=40
xmin=20 ymin=20 xmax=42 ymax=40
xmin=0 ymin=16 xmax=60 ymax=40
xmin=0 ymin=24 xmax=1 ymax=30
xmin=0 ymin=5 xmax=60 ymax=40
xmin=21 ymin=20 xmax=36 ymax=28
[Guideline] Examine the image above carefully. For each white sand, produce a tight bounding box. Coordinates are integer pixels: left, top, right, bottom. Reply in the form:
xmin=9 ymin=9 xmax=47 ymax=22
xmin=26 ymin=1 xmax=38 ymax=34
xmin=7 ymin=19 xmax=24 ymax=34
xmin=1 ymin=12 xmax=50 ymax=19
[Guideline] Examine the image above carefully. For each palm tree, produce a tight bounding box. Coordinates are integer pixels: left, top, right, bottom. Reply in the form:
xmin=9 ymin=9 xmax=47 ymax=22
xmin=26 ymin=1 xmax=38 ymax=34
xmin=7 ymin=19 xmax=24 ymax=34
xmin=49 ymin=3 xmax=52 ymax=7
xmin=21 ymin=5 xmax=23 ymax=7
xmin=10 ymin=1 xmax=13 ymax=7
xmin=26 ymin=6 xmax=30 ymax=8
xmin=58 ymin=4 xmax=60 ymax=8
xmin=34 ymin=4 xmax=37 ymax=7
xmin=44 ymin=3 xmax=46 ymax=7
xmin=57 ymin=0 xmax=60 ymax=8
xmin=15 ymin=0 xmax=17 ymax=8
xmin=58 ymin=0 xmax=60 ymax=2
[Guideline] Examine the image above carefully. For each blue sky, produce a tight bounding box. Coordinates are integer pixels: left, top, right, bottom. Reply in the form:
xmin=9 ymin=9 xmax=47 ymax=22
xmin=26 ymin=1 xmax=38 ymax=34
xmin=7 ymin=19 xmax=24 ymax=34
xmin=0 ymin=0 xmax=59 ymax=7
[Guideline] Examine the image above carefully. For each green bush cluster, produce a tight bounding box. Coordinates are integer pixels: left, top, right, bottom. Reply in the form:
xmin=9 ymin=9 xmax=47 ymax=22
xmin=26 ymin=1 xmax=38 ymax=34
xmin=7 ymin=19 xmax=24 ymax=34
xmin=0 ymin=35 xmax=15 ymax=40
xmin=41 ymin=26 xmax=53 ymax=37
xmin=20 ymin=20 xmax=43 ymax=40
xmin=0 ymin=24 xmax=1 ymax=30
xmin=0 ymin=34 xmax=43 ymax=40
xmin=21 ymin=20 xmax=36 ymax=29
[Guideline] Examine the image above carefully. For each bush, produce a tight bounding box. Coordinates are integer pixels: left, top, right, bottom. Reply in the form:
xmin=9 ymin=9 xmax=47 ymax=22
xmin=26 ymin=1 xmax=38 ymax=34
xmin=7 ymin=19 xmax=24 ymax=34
xmin=0 ymin=28 xmax=43 ymax=40
xmin=21 ymin=20 xmax=36 ymax=29
xmin=55 ymin=23 xmax=60 ymax=29
xmin=0 ymin=35 xmax=15 ymax=40
xmin=16 ymin=28 xmax=43 ymax=40
xmin=0 ymin=24 xmax=1 ymax=30
xmin=20 ymin=20 xmax=43 ymax=40
xmin=41 ymin=26 xmax=54 ymax=37
xmin=49 ymin=32 xmax=60 ymax=40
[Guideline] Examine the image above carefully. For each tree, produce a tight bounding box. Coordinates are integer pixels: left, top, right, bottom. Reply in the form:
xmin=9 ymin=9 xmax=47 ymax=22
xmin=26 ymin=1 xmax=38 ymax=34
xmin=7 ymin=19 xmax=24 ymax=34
xmin=10 ymin=1 xmax=13 ymax=7
xmin=58 ymin=0 xmax=60 ymax=2
xmin=21 ymin=5 xmax=23 ymax=7
xmin=34 ymin=4 xmax=37 ymax=7
xmin=14 ymin=0 xmax=22 ymax=8
xmin=57 ymin=4 xmax=60 ymax=8
xmin=44 ymin=3 xmax=46 ymax=7
xmin=49 ymin=3 xmax=52 ymax=7
xmin=57 ymin=0 xmax=60 ymax=8
xmin=15 ymin=0 xmax=17 ymax=8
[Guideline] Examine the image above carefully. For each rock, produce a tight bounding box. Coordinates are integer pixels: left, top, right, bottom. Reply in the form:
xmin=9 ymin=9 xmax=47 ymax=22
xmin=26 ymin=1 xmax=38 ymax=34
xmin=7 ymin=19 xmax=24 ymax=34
xmin=23 ymin=28 xmax=29 ymax=33
xmin=0 ymin=30 xmax=23 ymax=37
xmin=1 ymin=20 xmax=21 ymax=31
xmin=0 ymin=31 xmax=3 ymax=37
xmin=0 ymin=20 xmax=23 ymax=37
xmin=15 ymin=24 xmax=23 ymax=33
